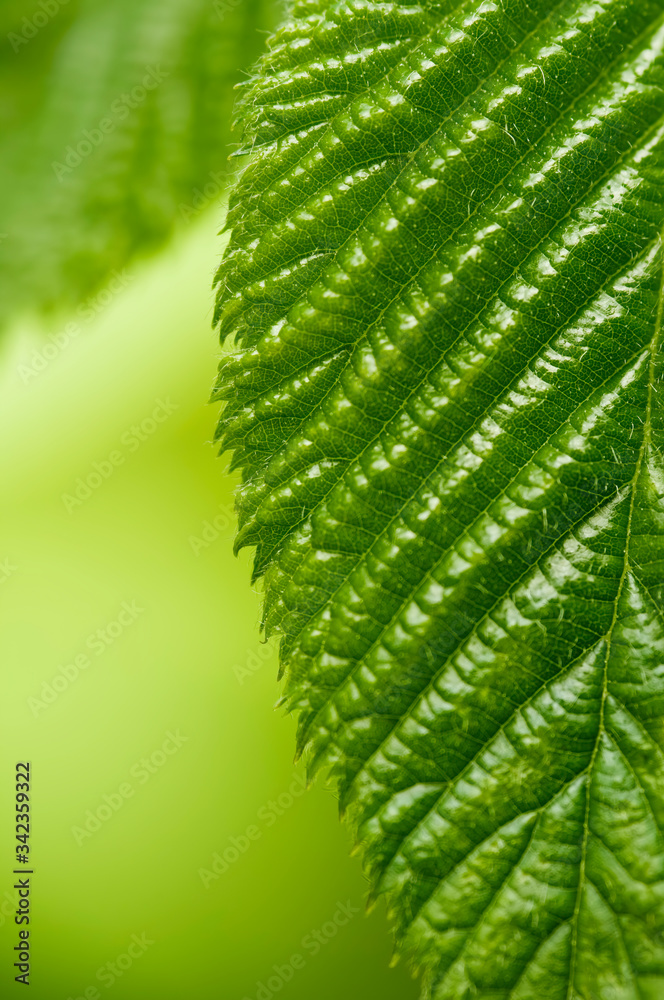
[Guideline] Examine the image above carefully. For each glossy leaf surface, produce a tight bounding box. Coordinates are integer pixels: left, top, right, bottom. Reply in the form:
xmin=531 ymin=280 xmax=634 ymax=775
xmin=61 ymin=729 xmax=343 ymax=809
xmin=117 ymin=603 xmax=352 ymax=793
xmin=214 ymin=2 xmax=664 ymax=995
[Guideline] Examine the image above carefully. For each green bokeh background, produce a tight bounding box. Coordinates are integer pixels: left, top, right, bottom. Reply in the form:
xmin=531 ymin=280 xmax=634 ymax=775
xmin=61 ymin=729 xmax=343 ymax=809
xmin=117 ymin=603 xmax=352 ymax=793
xmin=0 ymin=215 xmax=421 ymax=999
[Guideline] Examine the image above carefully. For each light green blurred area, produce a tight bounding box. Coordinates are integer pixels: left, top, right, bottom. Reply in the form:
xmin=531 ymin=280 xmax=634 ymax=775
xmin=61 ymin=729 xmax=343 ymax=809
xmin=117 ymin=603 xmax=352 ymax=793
xmin=0 ymin=215 xmax=420 ymax=999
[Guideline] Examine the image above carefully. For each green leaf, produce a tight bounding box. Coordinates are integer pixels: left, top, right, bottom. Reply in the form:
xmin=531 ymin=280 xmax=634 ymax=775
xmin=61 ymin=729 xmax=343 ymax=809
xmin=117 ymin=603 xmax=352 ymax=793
xmin=214 ymin=1 xmax=664 ymax=995
xmin=0 ymin=0 xmax=278 ymax=326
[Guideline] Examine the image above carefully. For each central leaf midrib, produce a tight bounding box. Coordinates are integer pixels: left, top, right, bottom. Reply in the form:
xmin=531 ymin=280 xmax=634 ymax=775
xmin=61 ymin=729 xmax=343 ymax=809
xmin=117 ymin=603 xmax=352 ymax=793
xmin=565 ymin=234 xmax=664 ymax=1000
xmin=408 ymin=767 xmax=594 ymax=994
xmin=367 ymin=318 xmax=661 ymax=962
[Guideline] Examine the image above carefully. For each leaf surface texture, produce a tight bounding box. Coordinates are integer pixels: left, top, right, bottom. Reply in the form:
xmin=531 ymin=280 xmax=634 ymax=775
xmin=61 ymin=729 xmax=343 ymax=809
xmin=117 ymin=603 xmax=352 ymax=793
xmin=214 ymin=2 xmax=664 ymax=995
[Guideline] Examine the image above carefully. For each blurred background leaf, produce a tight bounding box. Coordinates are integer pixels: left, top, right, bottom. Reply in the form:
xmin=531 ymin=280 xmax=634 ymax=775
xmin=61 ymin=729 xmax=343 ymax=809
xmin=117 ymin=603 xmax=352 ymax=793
xmin=0 ymin=4 xmax=420 ymax=995
xmin=0 ymin=0 xmax=277 ymax=329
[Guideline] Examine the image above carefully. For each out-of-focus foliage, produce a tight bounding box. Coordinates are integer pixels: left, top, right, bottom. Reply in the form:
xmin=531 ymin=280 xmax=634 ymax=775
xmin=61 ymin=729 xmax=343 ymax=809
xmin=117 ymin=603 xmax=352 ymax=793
xmin=0 ymin=0 xmax=277 ymax=327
